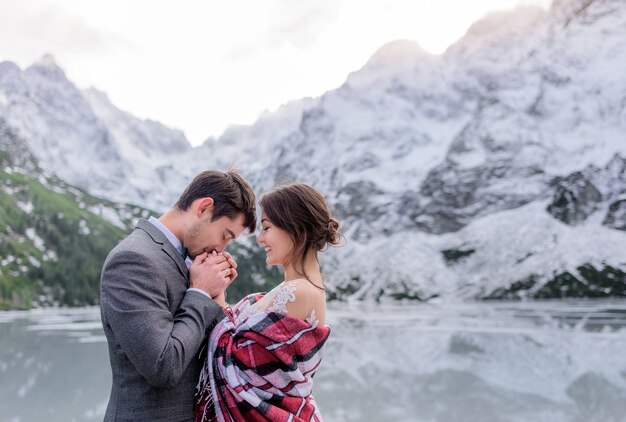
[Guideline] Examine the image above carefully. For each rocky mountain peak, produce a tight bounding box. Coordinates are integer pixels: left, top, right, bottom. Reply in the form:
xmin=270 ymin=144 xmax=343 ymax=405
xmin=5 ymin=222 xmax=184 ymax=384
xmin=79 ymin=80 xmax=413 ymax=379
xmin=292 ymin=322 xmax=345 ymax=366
xmin=0 ymin=61 xmax=20 ymax=77
xmin=364 ymin=39 xmax=432 ymax=68
xmin=464 ymin=4 xmax=547 ymax=38
xmin=1 ymin=0 xmax=624 ymax=301
xmin=26 ymin=54 xmax=67 ymax=80
xmin=550 ymin=0 xmax=623 ymax=28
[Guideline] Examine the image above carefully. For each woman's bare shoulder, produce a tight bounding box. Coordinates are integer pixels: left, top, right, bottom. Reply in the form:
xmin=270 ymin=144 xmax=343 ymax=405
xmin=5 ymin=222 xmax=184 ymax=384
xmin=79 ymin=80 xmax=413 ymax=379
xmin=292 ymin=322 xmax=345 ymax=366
xmin=283 ymin=279 xmax=326 ymax=324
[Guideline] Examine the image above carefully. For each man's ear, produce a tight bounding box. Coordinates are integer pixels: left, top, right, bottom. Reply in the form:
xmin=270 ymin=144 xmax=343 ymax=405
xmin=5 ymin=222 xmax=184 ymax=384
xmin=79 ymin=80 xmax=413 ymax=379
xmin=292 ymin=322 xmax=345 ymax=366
xmin=195 ymin=197 xmax=214 ymax=218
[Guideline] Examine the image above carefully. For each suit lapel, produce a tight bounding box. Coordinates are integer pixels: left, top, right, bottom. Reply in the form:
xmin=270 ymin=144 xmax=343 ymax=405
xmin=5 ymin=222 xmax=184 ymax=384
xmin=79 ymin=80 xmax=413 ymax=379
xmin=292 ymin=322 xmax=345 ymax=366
xmin=161 ymin=243 xmax=190 ymax=283
xmin=136 ymin=219 xmax=190 ymax=283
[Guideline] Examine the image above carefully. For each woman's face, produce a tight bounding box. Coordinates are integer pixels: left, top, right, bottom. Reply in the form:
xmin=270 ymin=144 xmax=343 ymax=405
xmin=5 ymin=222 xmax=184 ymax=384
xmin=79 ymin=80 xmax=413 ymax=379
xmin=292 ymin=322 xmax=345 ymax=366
xmin=257 ymin=211 xmax=294 ymax=266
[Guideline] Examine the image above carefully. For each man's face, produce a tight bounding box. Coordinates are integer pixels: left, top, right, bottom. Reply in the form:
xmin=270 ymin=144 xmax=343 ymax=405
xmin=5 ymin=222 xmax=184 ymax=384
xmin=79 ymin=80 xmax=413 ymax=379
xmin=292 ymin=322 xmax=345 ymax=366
xmin=184 ymin=213 xmax=246 ymax=259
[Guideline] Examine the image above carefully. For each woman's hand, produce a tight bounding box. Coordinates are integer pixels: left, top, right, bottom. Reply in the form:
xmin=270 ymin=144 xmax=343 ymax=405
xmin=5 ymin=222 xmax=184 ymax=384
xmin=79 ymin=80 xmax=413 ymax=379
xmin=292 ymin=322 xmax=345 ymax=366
xmin=212 ymin=291 xmax=228 ymax=308
xmin=221 ymin=251 xmax=238 ymax=284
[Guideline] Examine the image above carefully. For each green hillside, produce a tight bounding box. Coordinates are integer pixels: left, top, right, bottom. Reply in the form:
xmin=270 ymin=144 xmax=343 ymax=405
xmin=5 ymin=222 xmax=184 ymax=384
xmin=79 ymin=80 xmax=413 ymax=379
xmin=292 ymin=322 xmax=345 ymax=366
xmin=0 ymin=133 xmax=279 ymax=309
xmin=0 ymin=168 xmax=147 ymax=309
xmin=0 ymin=171 xmax=282 ymax=310
xmin=0 ymin=119 xmax=147 ymax=309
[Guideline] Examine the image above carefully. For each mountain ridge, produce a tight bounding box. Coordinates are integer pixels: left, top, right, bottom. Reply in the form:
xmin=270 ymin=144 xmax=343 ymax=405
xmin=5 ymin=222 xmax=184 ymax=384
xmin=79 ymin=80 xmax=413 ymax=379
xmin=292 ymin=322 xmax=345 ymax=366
xmin=0 ymin=0 xmax=624 ymax=303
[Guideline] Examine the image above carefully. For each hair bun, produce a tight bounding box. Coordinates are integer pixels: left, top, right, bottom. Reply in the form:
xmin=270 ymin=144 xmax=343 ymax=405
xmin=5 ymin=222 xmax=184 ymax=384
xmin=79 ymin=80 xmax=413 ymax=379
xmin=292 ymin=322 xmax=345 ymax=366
xmin=325 ymin=217 xmax=341 ymax=246
xmin=261 ymin=183 xmax=343 ymax=254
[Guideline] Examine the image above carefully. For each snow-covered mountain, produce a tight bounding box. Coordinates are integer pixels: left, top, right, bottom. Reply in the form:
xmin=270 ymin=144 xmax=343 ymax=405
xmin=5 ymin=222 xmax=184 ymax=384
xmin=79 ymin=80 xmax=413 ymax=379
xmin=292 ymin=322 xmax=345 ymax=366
xmin=196 ymin=0 xmax=626 ymax=300
xmin=0 ymin=55 xmax=191 ymax=208
xmin=0 ymin=0 xmax=624 ymax=301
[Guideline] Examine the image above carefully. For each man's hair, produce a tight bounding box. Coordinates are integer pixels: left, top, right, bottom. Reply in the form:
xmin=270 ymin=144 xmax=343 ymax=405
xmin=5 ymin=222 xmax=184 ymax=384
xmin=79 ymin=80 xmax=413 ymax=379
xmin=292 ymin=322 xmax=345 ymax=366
xmin=175 ymin=169 xmax=257 ymax=233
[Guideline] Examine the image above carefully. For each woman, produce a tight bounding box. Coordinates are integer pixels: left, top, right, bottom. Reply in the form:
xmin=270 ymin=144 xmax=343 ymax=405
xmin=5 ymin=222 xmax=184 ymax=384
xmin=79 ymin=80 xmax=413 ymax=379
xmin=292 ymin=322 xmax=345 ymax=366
xmin=194 ymin=183 xmax=341 ymax=422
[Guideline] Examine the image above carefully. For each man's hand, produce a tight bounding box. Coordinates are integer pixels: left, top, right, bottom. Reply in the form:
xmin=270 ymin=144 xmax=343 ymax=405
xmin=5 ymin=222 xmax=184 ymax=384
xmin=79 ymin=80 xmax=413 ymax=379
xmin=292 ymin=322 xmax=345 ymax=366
xmin=189 ymin=251 xmax=233 ymax=297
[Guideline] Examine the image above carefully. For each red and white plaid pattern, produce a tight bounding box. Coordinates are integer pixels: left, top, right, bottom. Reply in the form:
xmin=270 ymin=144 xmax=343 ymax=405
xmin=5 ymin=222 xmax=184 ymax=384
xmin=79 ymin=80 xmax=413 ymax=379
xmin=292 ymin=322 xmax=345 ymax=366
xmin=195 ymin=293 xmax=331 ymax=422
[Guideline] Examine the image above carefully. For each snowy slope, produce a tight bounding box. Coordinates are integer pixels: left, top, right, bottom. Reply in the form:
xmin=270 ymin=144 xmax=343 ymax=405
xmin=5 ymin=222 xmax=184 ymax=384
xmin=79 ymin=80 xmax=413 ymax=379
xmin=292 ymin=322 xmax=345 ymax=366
xmin=195 ymin=0 xmax=626 ymax=299
xmin=0 ymin=0 xmax=624 ymax=300
xmin=0 ymin=56 xmax=192 ymax=209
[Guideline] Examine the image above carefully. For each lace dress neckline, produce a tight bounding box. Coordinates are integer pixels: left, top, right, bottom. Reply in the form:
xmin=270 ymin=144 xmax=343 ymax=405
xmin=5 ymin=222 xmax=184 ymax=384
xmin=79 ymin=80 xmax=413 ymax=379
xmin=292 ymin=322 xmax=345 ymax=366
xmin=235 ymin=279 xmax=321 ymax=326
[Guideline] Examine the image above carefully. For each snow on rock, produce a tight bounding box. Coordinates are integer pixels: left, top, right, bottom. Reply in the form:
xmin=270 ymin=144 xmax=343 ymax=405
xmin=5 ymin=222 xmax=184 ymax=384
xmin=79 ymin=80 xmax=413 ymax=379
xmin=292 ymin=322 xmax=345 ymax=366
xmin=0 ymin=0 xmax=624 ymax=300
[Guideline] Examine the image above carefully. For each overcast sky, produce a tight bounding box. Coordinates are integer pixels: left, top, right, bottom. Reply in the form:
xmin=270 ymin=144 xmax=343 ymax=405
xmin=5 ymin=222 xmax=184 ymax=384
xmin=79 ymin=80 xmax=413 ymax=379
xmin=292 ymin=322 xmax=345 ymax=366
xmin=0 ymin=0 xmax=552 ymax=145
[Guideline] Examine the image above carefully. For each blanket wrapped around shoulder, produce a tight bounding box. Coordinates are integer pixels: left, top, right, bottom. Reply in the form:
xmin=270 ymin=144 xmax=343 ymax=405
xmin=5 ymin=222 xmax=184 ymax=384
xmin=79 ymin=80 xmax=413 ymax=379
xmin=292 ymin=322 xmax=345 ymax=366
xmin=194 ymin=293 xmax=331 ymax=422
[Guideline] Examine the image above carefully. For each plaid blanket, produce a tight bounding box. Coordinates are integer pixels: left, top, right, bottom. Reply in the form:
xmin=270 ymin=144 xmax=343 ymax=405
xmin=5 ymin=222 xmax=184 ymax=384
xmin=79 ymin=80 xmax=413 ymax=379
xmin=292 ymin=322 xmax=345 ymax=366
xmin=195 ymin=293 xmax=331 ymax=422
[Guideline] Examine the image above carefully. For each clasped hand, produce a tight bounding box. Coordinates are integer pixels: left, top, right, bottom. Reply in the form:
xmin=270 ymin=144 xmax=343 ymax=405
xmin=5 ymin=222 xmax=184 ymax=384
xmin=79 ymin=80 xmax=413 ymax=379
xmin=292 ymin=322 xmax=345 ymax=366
xmin=189 ymin=250 xmax=237 ymax=299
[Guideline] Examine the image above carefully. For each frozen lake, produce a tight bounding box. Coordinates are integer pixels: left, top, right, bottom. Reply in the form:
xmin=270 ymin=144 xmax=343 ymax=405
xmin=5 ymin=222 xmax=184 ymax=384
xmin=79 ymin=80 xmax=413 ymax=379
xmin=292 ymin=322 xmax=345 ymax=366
xmin=1 ymin=300 xmax=626 ymax=422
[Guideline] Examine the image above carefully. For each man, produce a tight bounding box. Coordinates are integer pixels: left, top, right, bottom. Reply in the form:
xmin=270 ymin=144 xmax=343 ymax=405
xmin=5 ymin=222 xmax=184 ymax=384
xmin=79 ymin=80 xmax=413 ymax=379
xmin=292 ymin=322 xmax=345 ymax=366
xmin=100 ymin=170 xmax=256 ymax=421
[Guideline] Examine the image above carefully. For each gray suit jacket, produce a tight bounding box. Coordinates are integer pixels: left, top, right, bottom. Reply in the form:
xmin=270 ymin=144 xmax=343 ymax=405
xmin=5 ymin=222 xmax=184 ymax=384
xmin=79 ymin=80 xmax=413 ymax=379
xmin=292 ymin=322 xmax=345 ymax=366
xmin=100 ymin=219 xmax=225 ymax=421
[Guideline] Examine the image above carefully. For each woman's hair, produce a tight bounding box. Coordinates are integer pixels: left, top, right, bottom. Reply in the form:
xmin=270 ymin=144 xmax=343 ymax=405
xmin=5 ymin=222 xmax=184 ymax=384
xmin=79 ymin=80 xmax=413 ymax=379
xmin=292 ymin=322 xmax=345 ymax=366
xmin=259 ymin=183 xmax=342 ymax=281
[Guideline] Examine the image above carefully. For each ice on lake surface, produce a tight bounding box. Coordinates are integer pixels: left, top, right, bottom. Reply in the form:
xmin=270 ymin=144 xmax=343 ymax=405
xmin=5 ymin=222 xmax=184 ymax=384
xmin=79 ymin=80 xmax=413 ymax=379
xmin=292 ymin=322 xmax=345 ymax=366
xmin=1 ymin=300 xmax=625 ymax=422
xmin=319 ymin=300 xmax=626 ymax=422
